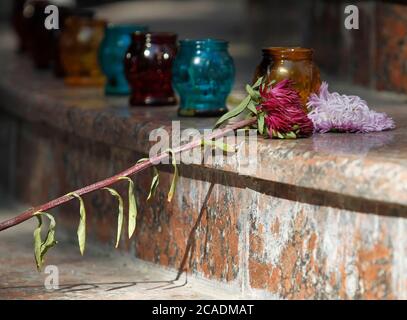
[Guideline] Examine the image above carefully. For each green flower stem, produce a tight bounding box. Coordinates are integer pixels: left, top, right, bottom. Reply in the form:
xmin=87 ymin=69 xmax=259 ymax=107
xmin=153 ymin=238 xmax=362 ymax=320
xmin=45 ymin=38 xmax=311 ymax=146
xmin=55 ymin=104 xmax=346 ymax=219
xmin=0 ymin=117 xmax=256 ymax=232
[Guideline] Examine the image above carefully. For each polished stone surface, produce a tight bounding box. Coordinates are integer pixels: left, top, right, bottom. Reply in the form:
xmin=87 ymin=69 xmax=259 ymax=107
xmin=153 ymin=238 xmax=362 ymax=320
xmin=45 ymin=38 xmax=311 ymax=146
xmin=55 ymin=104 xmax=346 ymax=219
xmin=0 ymin=197 xmax=242 ymax=300
xmin=1 ymin=30 xmax=407 ymax=299
xmin=0 ymin=32 xmax=406 ymax=208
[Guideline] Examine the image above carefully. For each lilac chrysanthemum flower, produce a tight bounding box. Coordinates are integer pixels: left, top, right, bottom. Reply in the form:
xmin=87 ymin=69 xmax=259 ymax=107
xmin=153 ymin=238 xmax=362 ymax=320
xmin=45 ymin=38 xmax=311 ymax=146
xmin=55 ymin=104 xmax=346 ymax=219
xmin=307 ymin=82 xmax=395 ymax=133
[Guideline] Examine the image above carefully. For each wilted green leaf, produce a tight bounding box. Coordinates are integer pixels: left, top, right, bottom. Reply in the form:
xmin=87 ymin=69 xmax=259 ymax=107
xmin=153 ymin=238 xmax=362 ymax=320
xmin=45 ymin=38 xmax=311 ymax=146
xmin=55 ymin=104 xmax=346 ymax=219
xmin=201 ymin=139 xmax=236 ymax=153
xmin=33 ymin=211 xmax=57 ymax=271
xmin=165 ymin=149 xmax=178 ymax=202
xmin=147 ymin=167 xmax=160 ymax=201
xmin=138 ymin=158 xmax=157 ymax=200
xmin=118 ymin=176 xmax=137 ymax=239
xmin=40 ymin=213 xmax=57 ymax=262
xmin=67 ymin=192 xmax=86 ymax=255
xmin=33 ymin=214 xmax=43 ymax=271
xmin=103 ymin=187 xmax=124 ymax=248
xmin=214 ymin=95 xmax=251 ymax=128
xmin=137 ymin=158 xmax=149 ymax=164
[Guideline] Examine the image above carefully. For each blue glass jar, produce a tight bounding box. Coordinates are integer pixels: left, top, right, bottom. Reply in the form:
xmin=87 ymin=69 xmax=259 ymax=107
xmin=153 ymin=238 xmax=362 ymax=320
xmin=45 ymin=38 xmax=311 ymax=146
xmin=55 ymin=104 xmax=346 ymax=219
xmin=99 ymin=24 xmax=148 ymax=95
xmin=172 ymin=39 xmax=235 ymax=116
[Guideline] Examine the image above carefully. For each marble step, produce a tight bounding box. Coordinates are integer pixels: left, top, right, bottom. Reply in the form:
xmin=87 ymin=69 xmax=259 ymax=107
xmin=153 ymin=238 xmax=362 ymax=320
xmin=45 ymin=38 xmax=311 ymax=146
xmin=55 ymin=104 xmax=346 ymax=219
xmin=0 ymin=198 xmax=250 ymax=300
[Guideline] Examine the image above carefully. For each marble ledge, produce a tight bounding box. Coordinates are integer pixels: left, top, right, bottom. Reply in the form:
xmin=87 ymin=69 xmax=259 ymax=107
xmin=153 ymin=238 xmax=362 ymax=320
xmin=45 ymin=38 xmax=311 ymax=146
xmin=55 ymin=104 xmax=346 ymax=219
xmin=0 ymin=45 xmax=406 ymax=211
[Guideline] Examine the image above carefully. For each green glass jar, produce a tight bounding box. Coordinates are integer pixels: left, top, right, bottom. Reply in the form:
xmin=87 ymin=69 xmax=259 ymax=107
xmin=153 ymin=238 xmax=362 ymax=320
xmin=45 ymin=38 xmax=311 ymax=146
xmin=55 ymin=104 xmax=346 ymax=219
xmin=172 ymin=39 xmax=235 ymax=117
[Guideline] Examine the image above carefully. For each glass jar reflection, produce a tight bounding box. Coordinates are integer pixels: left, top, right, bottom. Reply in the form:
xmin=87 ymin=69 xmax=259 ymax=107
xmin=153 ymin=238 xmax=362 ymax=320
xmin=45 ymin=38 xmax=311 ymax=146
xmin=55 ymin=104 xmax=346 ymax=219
xmin=124 ymin=32 xmax=177 ymax=106
xmin=172 ymin=39 xmax=235 ymax=117
xmin=99 ymin=24 xmax=148 ymax=95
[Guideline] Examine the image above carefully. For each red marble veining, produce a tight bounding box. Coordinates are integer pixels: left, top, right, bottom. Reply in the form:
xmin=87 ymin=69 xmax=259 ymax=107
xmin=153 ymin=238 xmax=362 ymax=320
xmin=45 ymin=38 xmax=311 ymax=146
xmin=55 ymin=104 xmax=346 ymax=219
xmin=0 ymin=32 xmax=406 ymax=299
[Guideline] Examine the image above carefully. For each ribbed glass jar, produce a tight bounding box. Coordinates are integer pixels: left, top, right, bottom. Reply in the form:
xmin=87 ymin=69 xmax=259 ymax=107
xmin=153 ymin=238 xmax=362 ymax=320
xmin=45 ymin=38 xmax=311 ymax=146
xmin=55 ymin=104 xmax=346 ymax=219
xmin=59 ymin=16 xmax=107 ymax=86
xmin=52 ymin=8 xmax=95 ymax=78
xmin=173 ymin=39 xmax=235 ymax=117
xmin=99 ymin=24 xmax=148 ymax=95
xmin=124 ymin=32 xmax=177 ymax=106
xmin=253 ymin=47 xmax=321 ymax=111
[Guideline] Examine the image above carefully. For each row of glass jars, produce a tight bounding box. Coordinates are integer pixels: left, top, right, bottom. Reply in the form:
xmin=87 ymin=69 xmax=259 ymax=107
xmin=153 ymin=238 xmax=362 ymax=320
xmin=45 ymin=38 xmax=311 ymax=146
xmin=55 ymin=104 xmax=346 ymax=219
xmin=12 ymin=0 xmax=321 ymax=117
xmin=61 ymin=20 xmax=237 ymax=117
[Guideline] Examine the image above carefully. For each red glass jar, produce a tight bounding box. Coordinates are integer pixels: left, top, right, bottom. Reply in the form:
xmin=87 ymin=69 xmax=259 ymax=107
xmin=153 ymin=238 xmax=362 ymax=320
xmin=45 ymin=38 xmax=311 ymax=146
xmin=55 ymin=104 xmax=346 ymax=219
xmin=124 ymin=32 xmax=177 ymax=106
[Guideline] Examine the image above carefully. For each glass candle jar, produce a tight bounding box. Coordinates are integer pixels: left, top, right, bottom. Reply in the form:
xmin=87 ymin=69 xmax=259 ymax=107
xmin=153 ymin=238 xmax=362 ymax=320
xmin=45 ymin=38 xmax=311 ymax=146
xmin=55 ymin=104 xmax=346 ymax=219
xmin=99 ymin=24 xmax=148 ymax=95
xmin=253 ymin=47 xmax=321 ymax=111
xmin=124 ymin=32 xmax=177 ymax=106
xmin=172 ymin=39 xmax=235 ymax=117
xmin=51 ymin=7 xmax=93 ymax=78
xmin=59 ymin=16 xmax=107 ymax=86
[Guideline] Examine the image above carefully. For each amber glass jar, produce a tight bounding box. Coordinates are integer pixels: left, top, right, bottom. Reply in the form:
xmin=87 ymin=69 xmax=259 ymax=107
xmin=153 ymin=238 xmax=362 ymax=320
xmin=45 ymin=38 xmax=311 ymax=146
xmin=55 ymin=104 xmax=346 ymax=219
xmin=253 ymin=47 xmax=321 ymax=110
xmin=52 ymin=8 xmax=95 ymax=77
xmin=52 ymin=6 xmax=76 ymax=77
xmin=124 ymin=32 xmax=177 ymax=106
xmin=59 ymin=16 xmax=107 ymax=86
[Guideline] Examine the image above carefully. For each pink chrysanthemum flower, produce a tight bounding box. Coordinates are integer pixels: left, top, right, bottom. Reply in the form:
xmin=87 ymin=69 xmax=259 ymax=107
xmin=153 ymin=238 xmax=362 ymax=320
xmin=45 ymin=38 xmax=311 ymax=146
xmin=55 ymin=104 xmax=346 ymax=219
xmin=258 ymin=79 xmax=314 ymax=138
xmin=307 ymin=82 xmax=395 ymax=133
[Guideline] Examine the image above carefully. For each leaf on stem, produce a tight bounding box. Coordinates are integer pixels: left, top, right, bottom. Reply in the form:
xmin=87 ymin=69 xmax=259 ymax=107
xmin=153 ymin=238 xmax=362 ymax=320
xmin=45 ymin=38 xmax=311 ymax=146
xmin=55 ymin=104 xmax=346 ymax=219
xmin=33 ymin=214 xmax=43 ymax=271
xmin=137 ymin=158 xmax=149 ymax=164
xmin=165 ymin=149 xmax=178 ymax=202
xmin=147 ymin=167 xmax=160 ymax=201
xmin=246 ymin=84 xmax=261 ymax=102
xmin=246 ymin=101 xmax=258 ymax=115
xmin=201 ymin=139 xmax=236 ymax=153
xmin=33 ymin=211 xmax=57 ymax=271
xmin=284 ymin=131 xmax=297 ymax=139
xmin=118 ymin=177 xmax=137 ymax=239
xmin=252 ymin=76 xmax=264 ymax=89
xmin=214 ymin=95 xmax=251 ymax=128
xmin=215 ymin=77 xmax=264 ymax=129
xmin=103 ymin=187 xmax=124 ymax=248
xmin=257 ymin=112 xmax=265 ymax=135
xmin=67 ymin=192 xmax=86 ymax=255
xmin=266 ymin=79 xmax=276 ymax=87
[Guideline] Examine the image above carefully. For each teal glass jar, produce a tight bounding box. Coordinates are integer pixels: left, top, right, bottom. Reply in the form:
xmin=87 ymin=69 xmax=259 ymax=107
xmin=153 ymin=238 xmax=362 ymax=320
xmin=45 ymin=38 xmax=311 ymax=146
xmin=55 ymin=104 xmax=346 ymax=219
xmin=172 ymin=39 xmax=235 ymax=116
xmin=99 ymin=24 xmax=148 ymax=95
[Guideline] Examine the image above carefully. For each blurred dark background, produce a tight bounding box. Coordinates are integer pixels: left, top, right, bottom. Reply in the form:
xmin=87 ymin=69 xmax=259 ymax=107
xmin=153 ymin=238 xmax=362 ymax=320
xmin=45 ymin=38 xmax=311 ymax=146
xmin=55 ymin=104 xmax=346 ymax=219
xmin=0 ymin=0 xmax=406 ymax=93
